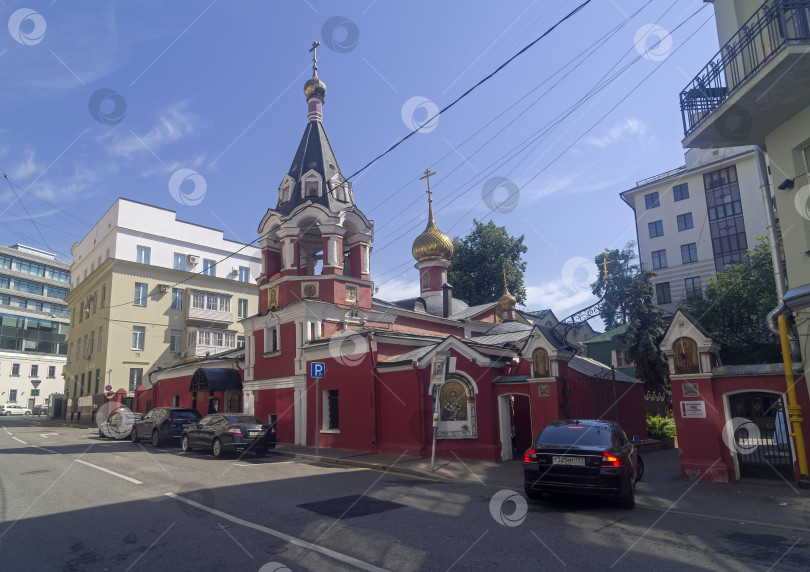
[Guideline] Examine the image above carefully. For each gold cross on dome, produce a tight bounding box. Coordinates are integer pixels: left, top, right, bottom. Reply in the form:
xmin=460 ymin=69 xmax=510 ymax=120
xmin=309 ymin=41 xmax=320 ymax=72
xmin=420 ymin=168 xmax=436 ymax=200
xmin=600 ymin=255 xmax=612 ymax=284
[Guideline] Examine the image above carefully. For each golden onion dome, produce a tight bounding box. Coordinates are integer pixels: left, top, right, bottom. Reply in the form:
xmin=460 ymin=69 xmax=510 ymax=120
xmin=497 ymin=268 xmax=516 ymax=312
xmin=412 ymin=198 xmax=453 ymax=262
xmin=304 ymin=73 xmax=326 ymax=101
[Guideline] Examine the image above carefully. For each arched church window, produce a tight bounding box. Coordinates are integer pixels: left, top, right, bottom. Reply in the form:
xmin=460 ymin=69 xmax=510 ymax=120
xmin=305 ymin=178 xmax=320 ymax=198
xmin=437 ymin=376 xmax=477 ymax=438
xmin=673 ymin=337 xmax=699 ymax=374
xmin=421 ymin=271 xmax=430 ymax=290
xmin=332 ymin=178 xmax=346 ymax=201
xmin=532 ymin=348 xmax=549 ymax=378
xmin=280 ymin=182 xmax=291 ymax=203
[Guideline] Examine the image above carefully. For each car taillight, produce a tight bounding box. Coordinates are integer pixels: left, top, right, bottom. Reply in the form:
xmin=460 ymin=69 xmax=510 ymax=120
xmin=601 ymin=452 xmax=622 ymax=467
xmin=228 ymin=428 xmax=242 ymax=436
xmin=524 ymin=448 xmax=537 ymax=463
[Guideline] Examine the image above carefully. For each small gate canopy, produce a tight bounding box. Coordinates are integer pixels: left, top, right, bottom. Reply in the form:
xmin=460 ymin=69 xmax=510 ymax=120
xmin=189 ymin=368 xmax=243 ymax=392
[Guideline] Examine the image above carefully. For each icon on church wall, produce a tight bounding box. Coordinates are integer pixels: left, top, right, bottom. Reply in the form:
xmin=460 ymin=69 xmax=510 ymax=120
xmin=268 ymin=286 xmax=279 ymax=308
xmin=302 ymin=282 xmax=318 ymax=299
xmin=421 ymin=271 xmax=430 ymax=291
xmin=537 ymin=384 xmax=550 ymax=397
xmin=345 ymin=286 xmax=357 ymax=302
xmin=440 ymin=381 xmax=468 ymax=422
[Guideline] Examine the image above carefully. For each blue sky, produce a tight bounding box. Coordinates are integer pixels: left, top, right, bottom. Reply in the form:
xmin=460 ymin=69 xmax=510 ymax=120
xmin=0 ymin=0 xmax=720 ymax=325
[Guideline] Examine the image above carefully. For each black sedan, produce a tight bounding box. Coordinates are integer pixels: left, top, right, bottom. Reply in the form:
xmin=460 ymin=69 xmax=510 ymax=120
xmin=523 ymin=419 xmax=643 ymax=508
xmin=131 ymin=407 xmax=202 ymax=447
xmin=181 ymin=414 xmax=276 ymax=458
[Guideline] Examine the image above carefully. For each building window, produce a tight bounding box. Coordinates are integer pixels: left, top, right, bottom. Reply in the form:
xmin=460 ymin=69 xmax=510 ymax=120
xmin=30 ymin=364 xmax=38 ymax=377
xmin=324 ymin=389 xmax=339 ymax=430
xmin=203 ymin=259 xmax=216 ymax=276
xmin=171 ymin=288 xmax=184 ymax=310
xmin=532 ymin=348 xmax=549 ymax=378
xmin=170 ymin=329 xmax=182 ymax=353
xmin=644 ymin=192 xmax=660 ymax=209
xmin=9 ymin=389 xmax=17 ymax=402
xmin=655 ymin=282 xmax=671 ymax=304
xmin=614 ymin=349 xmax=633 ymax=368
xmin=684 ymin=277 xmax=702 ymax=297
xmin=648 ymin=220 xmax=663 ymax=238
xmin=681 ymin=243 xmax=698 ymax=264
xmin=132 ymin=326 xmax=145 ymax=350
xmin=98 ymin=327 xmax=103 ymax=351
xmin=673 ymin=337 xmax=699 ymax=374
xmin=238 ymin=298 xmax=248 ymax=318
xmin=677 ymin=213 xmax=694 ymax=231
xmin=673 ymin=183 xmax=689 ymax=201
xmin=192 ymin=292 xmax=205 ymax=309
xmin=134 ymin=283 xmax=148 ymax=306
xmin=305 ymin=179 xmax=320 ymax=198
xmin=48 ymin=365 xmax=56 ymax=378
xmin=89 ymin=331 xmax=95 ymax=355
xmin=704 ymin=165 xmax=749 ymax=272
xmin=129 ymin=368 xmax=143 ymax=391
xmin=219 ymin=298 xmax=231 ymax=313
xmin=173 ymin=253 xmax=186 ymax=271
xmin=80 ymin=373 xmax=85 ymax=396
xmin=100 ymin=285 xmax=106 ymax=308
xmin=11 ymin=363 xmax=20 ymax=376
xmin=651 ymin=249 xmax=667 ymax=270
xmin=94 ymin=369 xmax=100 ymax=394
xmin=264 ymin=326 xmax=279 ymax=353
xmin=237 ymin=335 xmax=245 ymax=349
xmin=238 ymin=266 xmax=250 ymax=283
xmin=136 ymin=246 xmax=151 ymax=265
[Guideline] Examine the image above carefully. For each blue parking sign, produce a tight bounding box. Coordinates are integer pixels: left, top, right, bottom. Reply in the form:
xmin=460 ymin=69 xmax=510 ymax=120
xmin=311 ymin=362 xmax=326 ymax=378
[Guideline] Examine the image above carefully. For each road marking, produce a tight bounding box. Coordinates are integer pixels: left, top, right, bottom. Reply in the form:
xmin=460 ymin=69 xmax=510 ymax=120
xmin=76 ymin=459 xmax=143 ymax=484
xmin=31 ymin=445 xmax=59 ymax=454
xmin=166 ymin=493 xmax=390 ymax=572
xmin=12 ymin=437 xmax=28 ymax=445
xmin=39 ymin=433 xmax=59 ymax=438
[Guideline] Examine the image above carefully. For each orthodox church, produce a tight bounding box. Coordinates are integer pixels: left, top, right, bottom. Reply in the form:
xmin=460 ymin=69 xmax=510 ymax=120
xmin=144 ymin=50 xmax=645 ymax=461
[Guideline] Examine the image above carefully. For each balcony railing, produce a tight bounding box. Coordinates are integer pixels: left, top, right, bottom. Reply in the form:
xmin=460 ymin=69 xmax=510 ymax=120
xmin=680 ymin=0 xmax=810 ymax=137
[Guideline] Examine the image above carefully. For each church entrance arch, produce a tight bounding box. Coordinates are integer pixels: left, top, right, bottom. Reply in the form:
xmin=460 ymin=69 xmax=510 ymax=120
xmin=498 ymin=393 xmax=532 ymax=461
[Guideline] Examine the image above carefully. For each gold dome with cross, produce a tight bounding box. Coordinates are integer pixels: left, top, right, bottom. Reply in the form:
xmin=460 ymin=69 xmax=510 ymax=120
xmin=412 ymin=169 xmax=454 ymax=263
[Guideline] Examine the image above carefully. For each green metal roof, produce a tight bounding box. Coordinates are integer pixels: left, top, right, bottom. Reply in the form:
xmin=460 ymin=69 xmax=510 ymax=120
xmin=582 ymin=322 xmax=629 ymax=344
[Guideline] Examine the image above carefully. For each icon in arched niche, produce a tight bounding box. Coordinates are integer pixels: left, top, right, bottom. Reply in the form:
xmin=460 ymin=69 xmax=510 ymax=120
xmin=268 ymin=286 xmax=279 ymax=308
xmin=302 ymin=282 xmax=318 ymax=299
xmin=440 ymin=380 xmax=468 ymax=422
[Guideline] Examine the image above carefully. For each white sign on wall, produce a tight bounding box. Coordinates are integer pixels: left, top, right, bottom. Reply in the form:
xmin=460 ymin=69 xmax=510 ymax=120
xmin=680 ymin=400 xmax=706 ymax=418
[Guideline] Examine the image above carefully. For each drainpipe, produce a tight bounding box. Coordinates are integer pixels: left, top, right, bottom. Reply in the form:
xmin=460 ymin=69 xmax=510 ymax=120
xmin=414 ymin=360 xmax=425 ymax=456
xmin=368 ymin=333 xmax=378 ymax=449
xmin=778 ymin=314 xmax=810 ymax=488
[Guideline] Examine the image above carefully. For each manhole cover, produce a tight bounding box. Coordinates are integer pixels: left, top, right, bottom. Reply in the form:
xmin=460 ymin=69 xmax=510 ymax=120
xmin=297 ymin=495 xmax=405 ymax=519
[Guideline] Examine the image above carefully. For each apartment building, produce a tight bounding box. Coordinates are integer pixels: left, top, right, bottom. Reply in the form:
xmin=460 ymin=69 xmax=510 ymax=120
xmin=0 ymin=244 xmax=70 ymax=410
xmin=621 ymin=146 xmax=768 ymax=314
xmin=63 ymin=199 xmax=260 ymax=412
xmin=678 ymin=0 xmax=810 ymax=403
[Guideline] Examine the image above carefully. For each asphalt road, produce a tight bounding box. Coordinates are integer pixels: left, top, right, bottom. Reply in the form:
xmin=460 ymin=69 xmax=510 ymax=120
xmin=1 ymin=416 xmax=808 ymax=571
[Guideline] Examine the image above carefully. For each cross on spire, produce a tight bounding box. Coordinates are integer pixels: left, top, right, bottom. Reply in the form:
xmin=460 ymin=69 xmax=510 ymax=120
xmin=420 ymin=168 xmax=436 ymax=201
xmin=600 ymin=256 xmax=612 ymax=284
xmin=309 ymin=40 xmax=320 ymax=73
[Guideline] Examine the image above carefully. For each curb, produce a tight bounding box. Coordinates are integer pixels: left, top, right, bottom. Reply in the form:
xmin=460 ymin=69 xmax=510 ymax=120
xmin=267 ymin=449 xmax=463 ymax=483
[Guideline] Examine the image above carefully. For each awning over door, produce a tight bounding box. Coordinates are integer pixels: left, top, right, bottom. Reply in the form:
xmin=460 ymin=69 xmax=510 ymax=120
xmin=189 ymin=368 xmax=243 ymax=392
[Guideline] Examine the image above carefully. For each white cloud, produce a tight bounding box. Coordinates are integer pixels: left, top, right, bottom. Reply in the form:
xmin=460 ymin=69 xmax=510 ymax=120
xmin=584 ymin=117 xmax=648 ymax=148
xmin=375 ymin=277 xmax=418 ymax=302
xmin=107 ymin=101 xmax=197 ymax=159
xmin=10 ymin=148 xmax=42 ymax=181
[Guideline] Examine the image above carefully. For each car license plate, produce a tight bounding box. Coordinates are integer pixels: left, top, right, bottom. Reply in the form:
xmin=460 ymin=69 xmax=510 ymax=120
xmin=552 ymin=455 xmax=585 ymax=466
xmin=248 ymin=431 xmax=260 ymax=438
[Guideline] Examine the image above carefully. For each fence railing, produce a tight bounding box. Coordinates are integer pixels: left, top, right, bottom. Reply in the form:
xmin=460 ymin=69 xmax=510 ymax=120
xmin=644 ymin=392 xmax=671 ymax=418
xmin=680 ymin=0 xmax=810 ymax=137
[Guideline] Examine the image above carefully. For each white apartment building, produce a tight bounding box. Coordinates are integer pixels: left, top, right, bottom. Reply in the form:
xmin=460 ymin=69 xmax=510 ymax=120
xmin=621 ymin=146 xmax=768 ymax=314
xmin=63 ymin=199 xmax=260 ymax=416
xmin=0 ymin=244 xmax=70 ymax=411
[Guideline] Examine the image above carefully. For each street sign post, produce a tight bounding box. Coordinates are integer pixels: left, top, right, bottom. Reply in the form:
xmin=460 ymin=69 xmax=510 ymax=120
xmin=104 ymin=385 xmax=112 ymax=392
xmin=311 ymin=362 xmax=325 ymax=455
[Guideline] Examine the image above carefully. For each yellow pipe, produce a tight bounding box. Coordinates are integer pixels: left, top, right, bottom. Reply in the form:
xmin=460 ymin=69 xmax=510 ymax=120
xmin=778 ymin=314 xmax=809 ymax=482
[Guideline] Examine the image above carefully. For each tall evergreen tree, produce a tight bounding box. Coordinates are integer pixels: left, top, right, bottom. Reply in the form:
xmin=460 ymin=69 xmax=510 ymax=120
xmin=621 ymin=271 xmax=670 ymax=394
xmin=590 ymin=243 xmax=639 ymax=329
xmin=447 ymin=220 xmax=528 ymax=306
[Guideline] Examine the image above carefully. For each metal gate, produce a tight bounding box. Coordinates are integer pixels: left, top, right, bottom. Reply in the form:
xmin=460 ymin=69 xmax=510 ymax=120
xmin=728 ymin=392 xmax=793 ymax=480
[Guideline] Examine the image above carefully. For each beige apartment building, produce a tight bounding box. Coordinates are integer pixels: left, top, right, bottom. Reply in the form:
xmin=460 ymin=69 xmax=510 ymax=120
xmin=63 ymin=199 xmax=260 ymax=417
xmin=679 ymin=1 xmax=810 ymax=397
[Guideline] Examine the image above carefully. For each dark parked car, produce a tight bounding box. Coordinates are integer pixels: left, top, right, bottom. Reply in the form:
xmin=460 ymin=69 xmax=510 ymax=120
xmin=98 ymin=408 xmax=142 ymax=439
xmin=523 ymin=419 xmax=643 ymax=508
xmin=181 ymin=414 xmax=276 ymax=458
xmin=131 ymin=407 xmax=202 ymax=447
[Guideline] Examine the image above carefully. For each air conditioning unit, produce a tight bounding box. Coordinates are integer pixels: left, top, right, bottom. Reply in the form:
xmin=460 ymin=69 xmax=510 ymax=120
xmin=187 ymin=255 xmax=199 ymax=265
xmin=158 ymin=284 xmax=170 ymax=293
xmin=175 ymin=351 xmax=184 ymax=358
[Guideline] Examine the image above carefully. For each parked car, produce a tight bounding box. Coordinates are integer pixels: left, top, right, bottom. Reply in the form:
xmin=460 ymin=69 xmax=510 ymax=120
xmin=1 ymin=404 xmax=32 ymax=416
xmin=523 ymin=419 xmax=643 ymax=509
xmin=98 ymin=408 xmax=143 ymax=439
xmin=33 ymin=405 xmax=48 ymax=416
xmin=181 ymin=414 xmax=276 ymax=458
xmin=131 ymin=407 xmax=202 ymax=447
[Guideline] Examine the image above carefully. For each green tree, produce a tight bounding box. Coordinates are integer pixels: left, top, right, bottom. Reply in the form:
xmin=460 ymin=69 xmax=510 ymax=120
xmin=590 ymin=243 xmax=639 ymax=329
xmin=621 ymin=271 xmax=670 ymax=394
xmin=680 ymin=237 xmax=780 ymax=362
xmin=448 ymin=219 xmax=528 ymax=306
